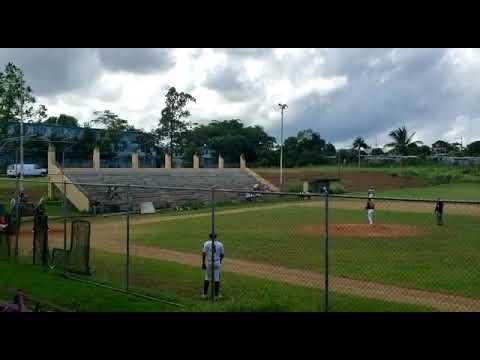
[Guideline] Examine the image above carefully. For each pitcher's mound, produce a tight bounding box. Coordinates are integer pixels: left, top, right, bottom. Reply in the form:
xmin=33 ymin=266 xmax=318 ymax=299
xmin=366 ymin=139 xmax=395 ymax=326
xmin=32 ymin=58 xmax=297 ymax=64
xmin=300 ymin=223 xmax=427 ymax=238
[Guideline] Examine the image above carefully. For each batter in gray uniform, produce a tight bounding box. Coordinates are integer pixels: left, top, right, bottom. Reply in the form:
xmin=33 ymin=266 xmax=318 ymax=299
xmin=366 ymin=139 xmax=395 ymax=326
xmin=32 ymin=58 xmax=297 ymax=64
xmin=202 ymin=233 xmax=224 ymax=299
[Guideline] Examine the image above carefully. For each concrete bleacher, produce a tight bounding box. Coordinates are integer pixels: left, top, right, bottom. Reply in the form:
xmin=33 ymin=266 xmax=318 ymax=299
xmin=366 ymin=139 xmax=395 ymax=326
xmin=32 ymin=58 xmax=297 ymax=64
xmin=48 ymin=145 xmax=278 ymax=212
xmin=63 ymin=168 xmax=262 ymax=211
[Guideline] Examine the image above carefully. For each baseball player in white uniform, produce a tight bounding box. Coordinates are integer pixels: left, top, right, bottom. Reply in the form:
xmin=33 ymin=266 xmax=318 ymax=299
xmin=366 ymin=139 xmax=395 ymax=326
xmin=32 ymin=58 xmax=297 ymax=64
xmin=368 ymin=186 xmax=375 ymax=199
xmin=202 ymin=233 xmax=224 ymax=299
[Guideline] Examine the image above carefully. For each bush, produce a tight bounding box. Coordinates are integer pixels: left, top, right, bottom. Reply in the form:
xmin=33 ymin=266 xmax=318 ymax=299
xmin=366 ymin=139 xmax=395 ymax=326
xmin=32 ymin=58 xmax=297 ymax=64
xmin=182 ymin=199 xmax=205 ymax=210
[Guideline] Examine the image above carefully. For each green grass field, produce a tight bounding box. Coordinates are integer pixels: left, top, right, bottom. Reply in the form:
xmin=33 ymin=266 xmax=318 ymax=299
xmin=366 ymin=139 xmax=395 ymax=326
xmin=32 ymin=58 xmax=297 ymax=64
xmin=126 ymin=203 xmax=480 ymax=299
xmin=0 ymin=177 xmax=47 ymax=203
xmin=351 ymin=182 xmax=480 ymax=201
xmin=2 ymin=170 xmax=479 ymax=311
xmin=0 ymin=256 xmax=433 ymax=312
xmin=256 ymin=164 xmax=480 ymax=179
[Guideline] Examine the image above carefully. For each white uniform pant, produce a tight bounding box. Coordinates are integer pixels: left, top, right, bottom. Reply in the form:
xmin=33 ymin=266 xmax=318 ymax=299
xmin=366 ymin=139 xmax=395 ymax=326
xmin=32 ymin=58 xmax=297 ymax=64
xmin=368 ymin=209 xmax=374 ymax=224
xmin=205 ymin=262 xmax=221 ymax=282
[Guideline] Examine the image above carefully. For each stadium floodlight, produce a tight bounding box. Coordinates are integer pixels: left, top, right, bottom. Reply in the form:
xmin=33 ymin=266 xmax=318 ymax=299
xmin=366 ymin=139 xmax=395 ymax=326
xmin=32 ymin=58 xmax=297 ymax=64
xmin=278 ymin=104 xmax=288 ymax=192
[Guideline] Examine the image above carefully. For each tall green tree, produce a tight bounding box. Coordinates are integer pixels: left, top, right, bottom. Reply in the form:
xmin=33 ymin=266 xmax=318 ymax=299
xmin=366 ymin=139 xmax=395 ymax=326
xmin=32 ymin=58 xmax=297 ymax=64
xmin=386 ymin=126 xmax=422 ymax=155
xmin=34 ymin=104 xmax=48 ymax=123
xmin=352 ymin=136 xmax=369 ymax=166
xmin=182 ymin=119 xmax=275 ymax=165
xmin=0 ymin=62 xmax=37 ymax=140
xmin=44 ymin=113 xmax=79 ymax=127
xmin=156 ymin=87 xmax=196 ymax=156
xmin=91 ymin=110 xmax=131 ymax=154
xmin=281 ymin=129 xmax=335 ymax=167
xmin=467 ymin=141 xmax=480 ymax=156
xmin=0 ymin=62 xmax=49 ymax=142
xmin=0 ymin=62 xmax=36 ymax=122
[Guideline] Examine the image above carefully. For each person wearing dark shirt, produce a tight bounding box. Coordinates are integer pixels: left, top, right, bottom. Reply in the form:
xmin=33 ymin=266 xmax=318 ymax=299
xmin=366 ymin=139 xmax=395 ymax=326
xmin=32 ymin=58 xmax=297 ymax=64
xmin=435 ymin=199 xmax=444 ymax=225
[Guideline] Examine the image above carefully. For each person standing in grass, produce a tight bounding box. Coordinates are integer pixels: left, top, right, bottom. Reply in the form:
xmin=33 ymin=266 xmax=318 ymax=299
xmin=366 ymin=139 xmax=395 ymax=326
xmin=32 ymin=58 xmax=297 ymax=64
xmin=365 ymin=198 xmax=375 ymax=225
xmin=202 ymin=233 xmax=224 ymax=300
xmin=368 ymin=186 xmax=375 ymax=199
xmin=435 ymin=199 xmax=444 ymax=225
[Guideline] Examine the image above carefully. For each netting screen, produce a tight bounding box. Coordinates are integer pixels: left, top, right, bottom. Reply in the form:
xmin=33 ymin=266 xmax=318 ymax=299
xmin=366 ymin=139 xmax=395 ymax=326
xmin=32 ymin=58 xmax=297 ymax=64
xmin=33 ymin=214 xmax=49 ymax=265
xmin=68 ymin=220 xmax=91 ymax=275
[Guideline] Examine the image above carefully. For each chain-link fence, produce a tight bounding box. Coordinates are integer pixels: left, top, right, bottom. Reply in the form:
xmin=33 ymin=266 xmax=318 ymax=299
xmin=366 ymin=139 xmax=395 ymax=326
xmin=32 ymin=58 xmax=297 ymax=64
xmin=1 ymin=176 xmax=480 ymax=312
xmin=328 ymin=194 xmax=480 ymax=311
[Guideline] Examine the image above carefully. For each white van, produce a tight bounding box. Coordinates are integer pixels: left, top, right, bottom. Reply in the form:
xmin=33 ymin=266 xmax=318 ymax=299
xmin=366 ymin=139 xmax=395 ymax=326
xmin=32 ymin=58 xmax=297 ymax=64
xmin=6 ymin=164 xmax=47 ymax=177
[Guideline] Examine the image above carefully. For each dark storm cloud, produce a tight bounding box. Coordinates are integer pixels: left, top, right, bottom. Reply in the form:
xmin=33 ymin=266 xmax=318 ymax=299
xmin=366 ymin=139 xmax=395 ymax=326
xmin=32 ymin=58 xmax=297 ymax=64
xmin=265 ymin=48 xmax=480 ymax=146
xmin=0 ymin=48 xmax=175 ymax=97
xmin=0 ymin=48 xmax=103 ymax=96
xmin=205 ymin=64 xmax=262 ymax=102
xmin=97 ymin=48 xmax=175 ymax=73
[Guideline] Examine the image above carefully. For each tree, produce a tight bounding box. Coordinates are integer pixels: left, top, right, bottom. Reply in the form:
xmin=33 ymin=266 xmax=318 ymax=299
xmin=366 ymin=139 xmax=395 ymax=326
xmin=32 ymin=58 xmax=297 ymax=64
xmin=65 ymin=125 xmax=100 ymax=161
xmin=386 ymin=126 xmax=422 ymax=156
xmin=91 ymin=110 xmax=131 ymax=154
xmin=0 ymin=63 xmax=37 ymax=141
xmin=467 ymin=141 xmax=480 ymax=156
xmin=371 ymin=148 xmax=384 ymax=156
xmin=0 ymin=62 xmax=36 ymax=122
xmin=352 ymin=136 xmax=369 ymax=167
xmin=156 ymin=87 xmax=196 ymax=156
xmin=182 ymin=119 xmax=275 ymax=165
xmin=34 ymin=104 xmax=48 ymax=123
xmin=281 ymin=129 xmax=335 ymax=167
xmin=44 ymin=114 xmax=79 ymax=127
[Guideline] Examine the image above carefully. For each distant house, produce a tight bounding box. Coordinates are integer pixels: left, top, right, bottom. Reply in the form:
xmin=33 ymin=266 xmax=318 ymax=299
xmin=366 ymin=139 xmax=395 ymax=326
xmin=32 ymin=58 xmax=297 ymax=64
xmin=6 ymin=122 xmax=142 ymax=155
xmin=2 ymin=121 xmax=154 ymax=170
xmin=431 ymin=140 xmax=450 ymax=155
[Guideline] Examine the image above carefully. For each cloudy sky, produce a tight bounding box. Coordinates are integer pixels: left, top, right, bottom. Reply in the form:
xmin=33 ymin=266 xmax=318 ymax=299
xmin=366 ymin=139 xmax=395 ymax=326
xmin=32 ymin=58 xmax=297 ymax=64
xmin=1 ymin=48 xmax=480 ymax=148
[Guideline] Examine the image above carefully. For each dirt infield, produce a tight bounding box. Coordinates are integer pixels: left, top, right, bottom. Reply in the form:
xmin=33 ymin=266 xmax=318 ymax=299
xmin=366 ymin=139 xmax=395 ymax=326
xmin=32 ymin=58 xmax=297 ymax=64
xmin=299 ymin=223 xmax=428 ymax=238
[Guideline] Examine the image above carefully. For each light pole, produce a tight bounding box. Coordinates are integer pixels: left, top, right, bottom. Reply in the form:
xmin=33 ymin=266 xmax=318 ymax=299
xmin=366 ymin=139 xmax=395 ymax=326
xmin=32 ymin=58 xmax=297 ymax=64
xmin=278 ymin=103 xmax=287 ymax=192
xmin=19 ymin=95 xmax=25 ymax=191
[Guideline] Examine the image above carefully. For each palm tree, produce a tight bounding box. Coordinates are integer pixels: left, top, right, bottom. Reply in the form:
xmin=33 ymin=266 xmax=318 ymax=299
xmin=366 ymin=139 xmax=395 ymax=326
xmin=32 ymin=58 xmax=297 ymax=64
xmin=386 ymin=126 xmax=422 ymax=156
xmin=352 ymin=137 xmax=369 ymax=167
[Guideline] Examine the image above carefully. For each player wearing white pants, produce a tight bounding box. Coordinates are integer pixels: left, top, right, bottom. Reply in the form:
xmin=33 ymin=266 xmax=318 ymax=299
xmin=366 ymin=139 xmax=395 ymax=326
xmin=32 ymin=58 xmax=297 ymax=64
xmin=366 ymin=199 xmax=375 ymax=224
xmin=202 ymin=233 xmax=224 ymax=299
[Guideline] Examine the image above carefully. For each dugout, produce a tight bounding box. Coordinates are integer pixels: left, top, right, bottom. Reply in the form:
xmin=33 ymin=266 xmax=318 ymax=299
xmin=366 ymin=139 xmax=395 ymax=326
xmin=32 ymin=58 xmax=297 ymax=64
xmin=303 ymin=178 xmax=340 ymax=193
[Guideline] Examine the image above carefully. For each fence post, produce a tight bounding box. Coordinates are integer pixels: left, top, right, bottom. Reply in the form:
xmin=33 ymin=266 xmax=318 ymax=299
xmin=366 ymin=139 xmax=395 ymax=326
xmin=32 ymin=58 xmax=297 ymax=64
xmin=14 ymin=174 xmax=20 ymax=260
xmin=63 ymin=179 xmax=67 ymax=275
xmin=324 ymin=190 xmax=329 ymax=312
xmin=126 ymin=184 xmax=131 ymax=292
xmin=210 ymin=186 xmax=216 ymax=303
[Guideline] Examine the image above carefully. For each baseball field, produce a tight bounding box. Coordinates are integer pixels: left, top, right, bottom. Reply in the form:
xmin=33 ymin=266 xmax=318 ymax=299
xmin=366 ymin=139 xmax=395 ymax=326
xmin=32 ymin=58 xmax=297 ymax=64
xmin=2 ymin=169 xmax=480 ymax=312
xmin=8 ymin=194 xmax=480 ymax=312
